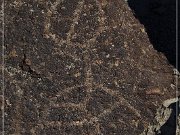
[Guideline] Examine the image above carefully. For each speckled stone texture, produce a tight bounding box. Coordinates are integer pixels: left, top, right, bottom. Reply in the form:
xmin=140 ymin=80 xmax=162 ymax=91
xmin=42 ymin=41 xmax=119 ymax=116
xmin=0 ymin=0 xmax=4 ymax=133
xmin=2 ymin=0 xmax=177 ymax=134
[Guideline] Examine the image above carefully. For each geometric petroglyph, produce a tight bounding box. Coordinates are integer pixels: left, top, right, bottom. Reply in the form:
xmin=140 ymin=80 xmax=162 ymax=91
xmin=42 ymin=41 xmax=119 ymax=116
xmin=4 ymin=0 xmax=176 ymax=135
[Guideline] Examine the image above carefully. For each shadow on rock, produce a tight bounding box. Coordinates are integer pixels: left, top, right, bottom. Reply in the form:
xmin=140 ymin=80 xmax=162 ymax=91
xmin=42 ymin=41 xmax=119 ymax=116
xmin=128 ymin=0 xmax=178 ymax=70
xmin=157 ymin=99 xmax=180 ymax=135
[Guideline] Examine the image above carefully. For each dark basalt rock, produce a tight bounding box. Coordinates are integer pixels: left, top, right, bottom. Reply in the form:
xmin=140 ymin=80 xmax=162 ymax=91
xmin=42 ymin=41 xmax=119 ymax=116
xmin=128 ymin=0 xmax=177 ymax=70
xmin=0 ymin=0 xmax=4 ymax=133
xmin=1 ymin=0 xmax=177 ymax=134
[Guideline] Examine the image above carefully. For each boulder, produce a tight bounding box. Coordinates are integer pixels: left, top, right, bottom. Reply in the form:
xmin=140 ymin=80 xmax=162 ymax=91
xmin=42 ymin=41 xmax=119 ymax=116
xmin=2 ymin=0 xmax=177 ymax=134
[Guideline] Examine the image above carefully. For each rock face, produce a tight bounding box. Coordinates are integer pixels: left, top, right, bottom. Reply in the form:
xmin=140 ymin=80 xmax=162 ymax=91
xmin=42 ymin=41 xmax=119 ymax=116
xmin=1 ymin=0 xmax=177 ymax=134
xmin=0 ymin=0 xmax=4 ymax=133
xmin=128 ymin=0 xmax=177 ymax=69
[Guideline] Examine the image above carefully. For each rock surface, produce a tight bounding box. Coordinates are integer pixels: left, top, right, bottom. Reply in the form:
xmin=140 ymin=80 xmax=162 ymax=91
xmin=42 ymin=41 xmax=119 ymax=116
xmin=128 ymin=0 xmax=177 ymax=70
xmin=0 ymin=0 xmax=4 ymax=133
xmin=0 ymin=0 xmax=178 ymax=134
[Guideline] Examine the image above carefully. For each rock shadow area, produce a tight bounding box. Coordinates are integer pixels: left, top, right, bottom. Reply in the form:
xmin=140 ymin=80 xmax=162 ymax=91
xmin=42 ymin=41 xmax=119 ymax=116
xmin=128 ymin=0 xmax=178 ymax=70
xmin=157 ymin=99 xmax=180 ymax=135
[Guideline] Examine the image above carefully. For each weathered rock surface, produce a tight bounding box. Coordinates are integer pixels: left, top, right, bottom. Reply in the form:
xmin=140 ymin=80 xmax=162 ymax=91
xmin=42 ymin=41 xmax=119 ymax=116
xmin=128 ymin=0 xmax=177 ymax=70
xmin=1 ymin=0 xmax=178 ymax=134
xmin=0 ymin=0 xmax=4 ymax=133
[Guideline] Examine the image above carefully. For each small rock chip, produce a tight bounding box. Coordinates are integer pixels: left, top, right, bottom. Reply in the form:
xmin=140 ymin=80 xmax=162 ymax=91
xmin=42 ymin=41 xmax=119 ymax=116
xmin=146 ymin=88 xmax=163 ymax=95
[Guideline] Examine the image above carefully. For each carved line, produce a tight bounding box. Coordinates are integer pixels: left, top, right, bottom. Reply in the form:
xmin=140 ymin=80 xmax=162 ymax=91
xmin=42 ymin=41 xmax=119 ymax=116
xmin=66 ymin=0 xmax=85 ymax=45
xmin=96 ymin=84 xmax=141 ymax=118
xmin=53 ymin=47 xmax=82 ymax=61
xmin=55 ymin=84 xmax=84 ymax=96
xmin=43 ymin=0 xmax=65 ymax=42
